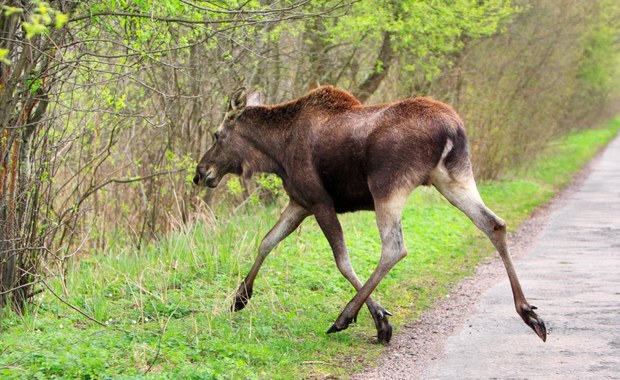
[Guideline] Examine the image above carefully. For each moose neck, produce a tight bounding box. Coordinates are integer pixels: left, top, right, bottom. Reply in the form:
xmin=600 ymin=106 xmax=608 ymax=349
xmin=238 ymin=105 xmax=297 ymax=179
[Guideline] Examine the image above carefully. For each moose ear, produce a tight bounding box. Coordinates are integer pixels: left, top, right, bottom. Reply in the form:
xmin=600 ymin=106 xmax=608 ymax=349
xmin=229 ymin=87 xmax=247 ymax=112
xmin=246 ymin=92 xmax=262 ymax=107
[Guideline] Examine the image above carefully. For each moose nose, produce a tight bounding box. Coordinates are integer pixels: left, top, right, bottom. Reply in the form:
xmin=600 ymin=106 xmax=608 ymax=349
xmin=193 ymin=166 xmax=206 ymax=185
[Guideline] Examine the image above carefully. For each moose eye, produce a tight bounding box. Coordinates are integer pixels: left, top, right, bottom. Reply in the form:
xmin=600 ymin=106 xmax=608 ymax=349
xmin=214 ymin=132 xmax=220 ymax=141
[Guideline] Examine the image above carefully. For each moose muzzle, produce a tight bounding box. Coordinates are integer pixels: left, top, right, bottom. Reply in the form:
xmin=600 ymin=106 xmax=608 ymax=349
xmin=193 ymin=166 xmax=219 ymax=188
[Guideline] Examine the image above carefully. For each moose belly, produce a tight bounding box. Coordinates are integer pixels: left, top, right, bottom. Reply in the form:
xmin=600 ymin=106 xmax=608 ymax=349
xmin=319 ymin=168 xmax=374 ymax=213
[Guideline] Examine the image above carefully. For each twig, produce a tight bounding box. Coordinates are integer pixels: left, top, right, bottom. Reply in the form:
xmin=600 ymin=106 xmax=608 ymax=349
xmin=179 ymin=0 xmax=312 ymax=15
xmin=301 ymin=361 xmax=343 ymax=367
xmin=80 ymin=169 xmax=186 ymax=202
xmin=40 ymin=280 xmax=107 ymax=328
xmin=0 ymin=280 xmax=42 ymax=296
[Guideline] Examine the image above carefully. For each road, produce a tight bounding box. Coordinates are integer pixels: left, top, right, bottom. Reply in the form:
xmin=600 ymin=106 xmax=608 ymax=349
xmin=355 ymin=135 xmax=620 ymax=379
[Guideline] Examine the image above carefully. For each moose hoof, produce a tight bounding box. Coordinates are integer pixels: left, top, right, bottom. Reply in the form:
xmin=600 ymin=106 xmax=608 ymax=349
xmin=231 ymin=286 xmax=253 ymax=312
xmin=232 ymin=296 xmax=249 ymax=312
xmin=371 ymin=307 xmax=393 ymax=344
xmin=326 ymin=315 xmax=357 ymax=334
xmin=377 ymin=322 xmax=393 ymax=344
xmin=520 ymin=305 xmax=547 ymax=342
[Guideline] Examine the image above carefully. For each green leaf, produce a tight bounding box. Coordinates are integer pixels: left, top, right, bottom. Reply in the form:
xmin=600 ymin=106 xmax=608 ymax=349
xmin=0 ymin=49 xmax=11 ymax=65
xmin=2 ymin=5 xmax=24 ymax=16
xmin=23 ymin=21 xmax=47 ymax=39
xmin=55 ymin=13 xmax=68 ymax=28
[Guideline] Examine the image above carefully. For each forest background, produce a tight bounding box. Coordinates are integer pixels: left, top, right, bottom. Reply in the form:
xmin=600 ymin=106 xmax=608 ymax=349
xmin=1 ymin=0 xmax=620 ymax=378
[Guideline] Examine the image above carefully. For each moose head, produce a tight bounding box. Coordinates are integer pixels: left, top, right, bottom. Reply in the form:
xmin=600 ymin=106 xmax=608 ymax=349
xmin=193 ymin=88 xmax=262 ymax=188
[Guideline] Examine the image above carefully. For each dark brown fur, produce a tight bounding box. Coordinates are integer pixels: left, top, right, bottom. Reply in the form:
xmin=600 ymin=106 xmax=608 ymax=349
xmin=194 ymin=86 xmax=547 ymax=344
xmin=198 ymin=86 xmax=466 ymax=210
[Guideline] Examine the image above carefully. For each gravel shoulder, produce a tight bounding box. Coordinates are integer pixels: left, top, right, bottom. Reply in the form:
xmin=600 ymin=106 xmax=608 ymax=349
xmin=354 ymin=135 xmax=620 ymax=380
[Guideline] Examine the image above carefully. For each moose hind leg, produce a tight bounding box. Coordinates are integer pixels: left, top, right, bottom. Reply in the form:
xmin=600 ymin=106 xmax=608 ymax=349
xmin=432 ymin=170 xmax=547 ymax=341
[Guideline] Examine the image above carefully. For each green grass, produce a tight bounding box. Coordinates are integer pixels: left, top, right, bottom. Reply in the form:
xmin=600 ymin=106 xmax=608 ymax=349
xmin=1 ymin=118 xmax=619 ymax=379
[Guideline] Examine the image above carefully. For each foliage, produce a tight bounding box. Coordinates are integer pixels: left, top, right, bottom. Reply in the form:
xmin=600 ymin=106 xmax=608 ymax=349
xmin=0 ymin=48 xmax=10 ymax=64
xmin=0 ymin=118 xmax=618 ymax=379
xmin=21 ymin=1 xmax=68 ymax=39
xmin=574 ymin=0 xmax=620 ymax=105
xmin=327 ymin=0 xmax=518 ymax=81
xmin=441 ymin=0 xmax=620 ymax=179
xmin=0 ymin=1 xmax=68 ymax=43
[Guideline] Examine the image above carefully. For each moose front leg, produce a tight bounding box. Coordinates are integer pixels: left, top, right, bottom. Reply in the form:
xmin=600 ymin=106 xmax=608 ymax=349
xmin=232 ymin=201 xmax=309 ymax=311
xmin=314 ymin=204 xmax=394 ymax=343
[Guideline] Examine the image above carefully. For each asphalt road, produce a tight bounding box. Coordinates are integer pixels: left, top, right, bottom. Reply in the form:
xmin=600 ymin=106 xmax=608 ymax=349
xmin=356 ymin=135 xmax=620 ymax=379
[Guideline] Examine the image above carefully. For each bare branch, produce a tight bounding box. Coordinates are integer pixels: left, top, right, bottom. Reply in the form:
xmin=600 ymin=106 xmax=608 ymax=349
xmin=40 ymin=280 xmax=108 ymax=327
xmin=179 ymin=0 xmax=312 ymax=15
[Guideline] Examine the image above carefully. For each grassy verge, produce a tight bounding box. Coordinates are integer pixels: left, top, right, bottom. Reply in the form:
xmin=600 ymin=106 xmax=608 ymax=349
xmin=1 ymin=118 xmax=619 ymax=379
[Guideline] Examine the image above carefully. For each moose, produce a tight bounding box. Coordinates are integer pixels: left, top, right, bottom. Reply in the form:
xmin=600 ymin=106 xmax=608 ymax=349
xmin=194 ymin=86 xmax=546 ymax=343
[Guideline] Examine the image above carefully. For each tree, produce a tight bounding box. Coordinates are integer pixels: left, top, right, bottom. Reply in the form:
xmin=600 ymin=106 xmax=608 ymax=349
xmin=294 ymin=0 xmax=518 ymax=102
xmin=1 ymin=0 xmax=73 ymax=308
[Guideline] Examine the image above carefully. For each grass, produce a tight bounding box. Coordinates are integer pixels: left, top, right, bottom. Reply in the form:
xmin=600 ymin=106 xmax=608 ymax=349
xmin=1 ymin=118 xmax=619 ymax=379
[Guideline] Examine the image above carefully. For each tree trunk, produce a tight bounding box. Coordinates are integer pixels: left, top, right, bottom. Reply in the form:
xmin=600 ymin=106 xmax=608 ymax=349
xmin=354 ymin=31 xmax=395 ymax=103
